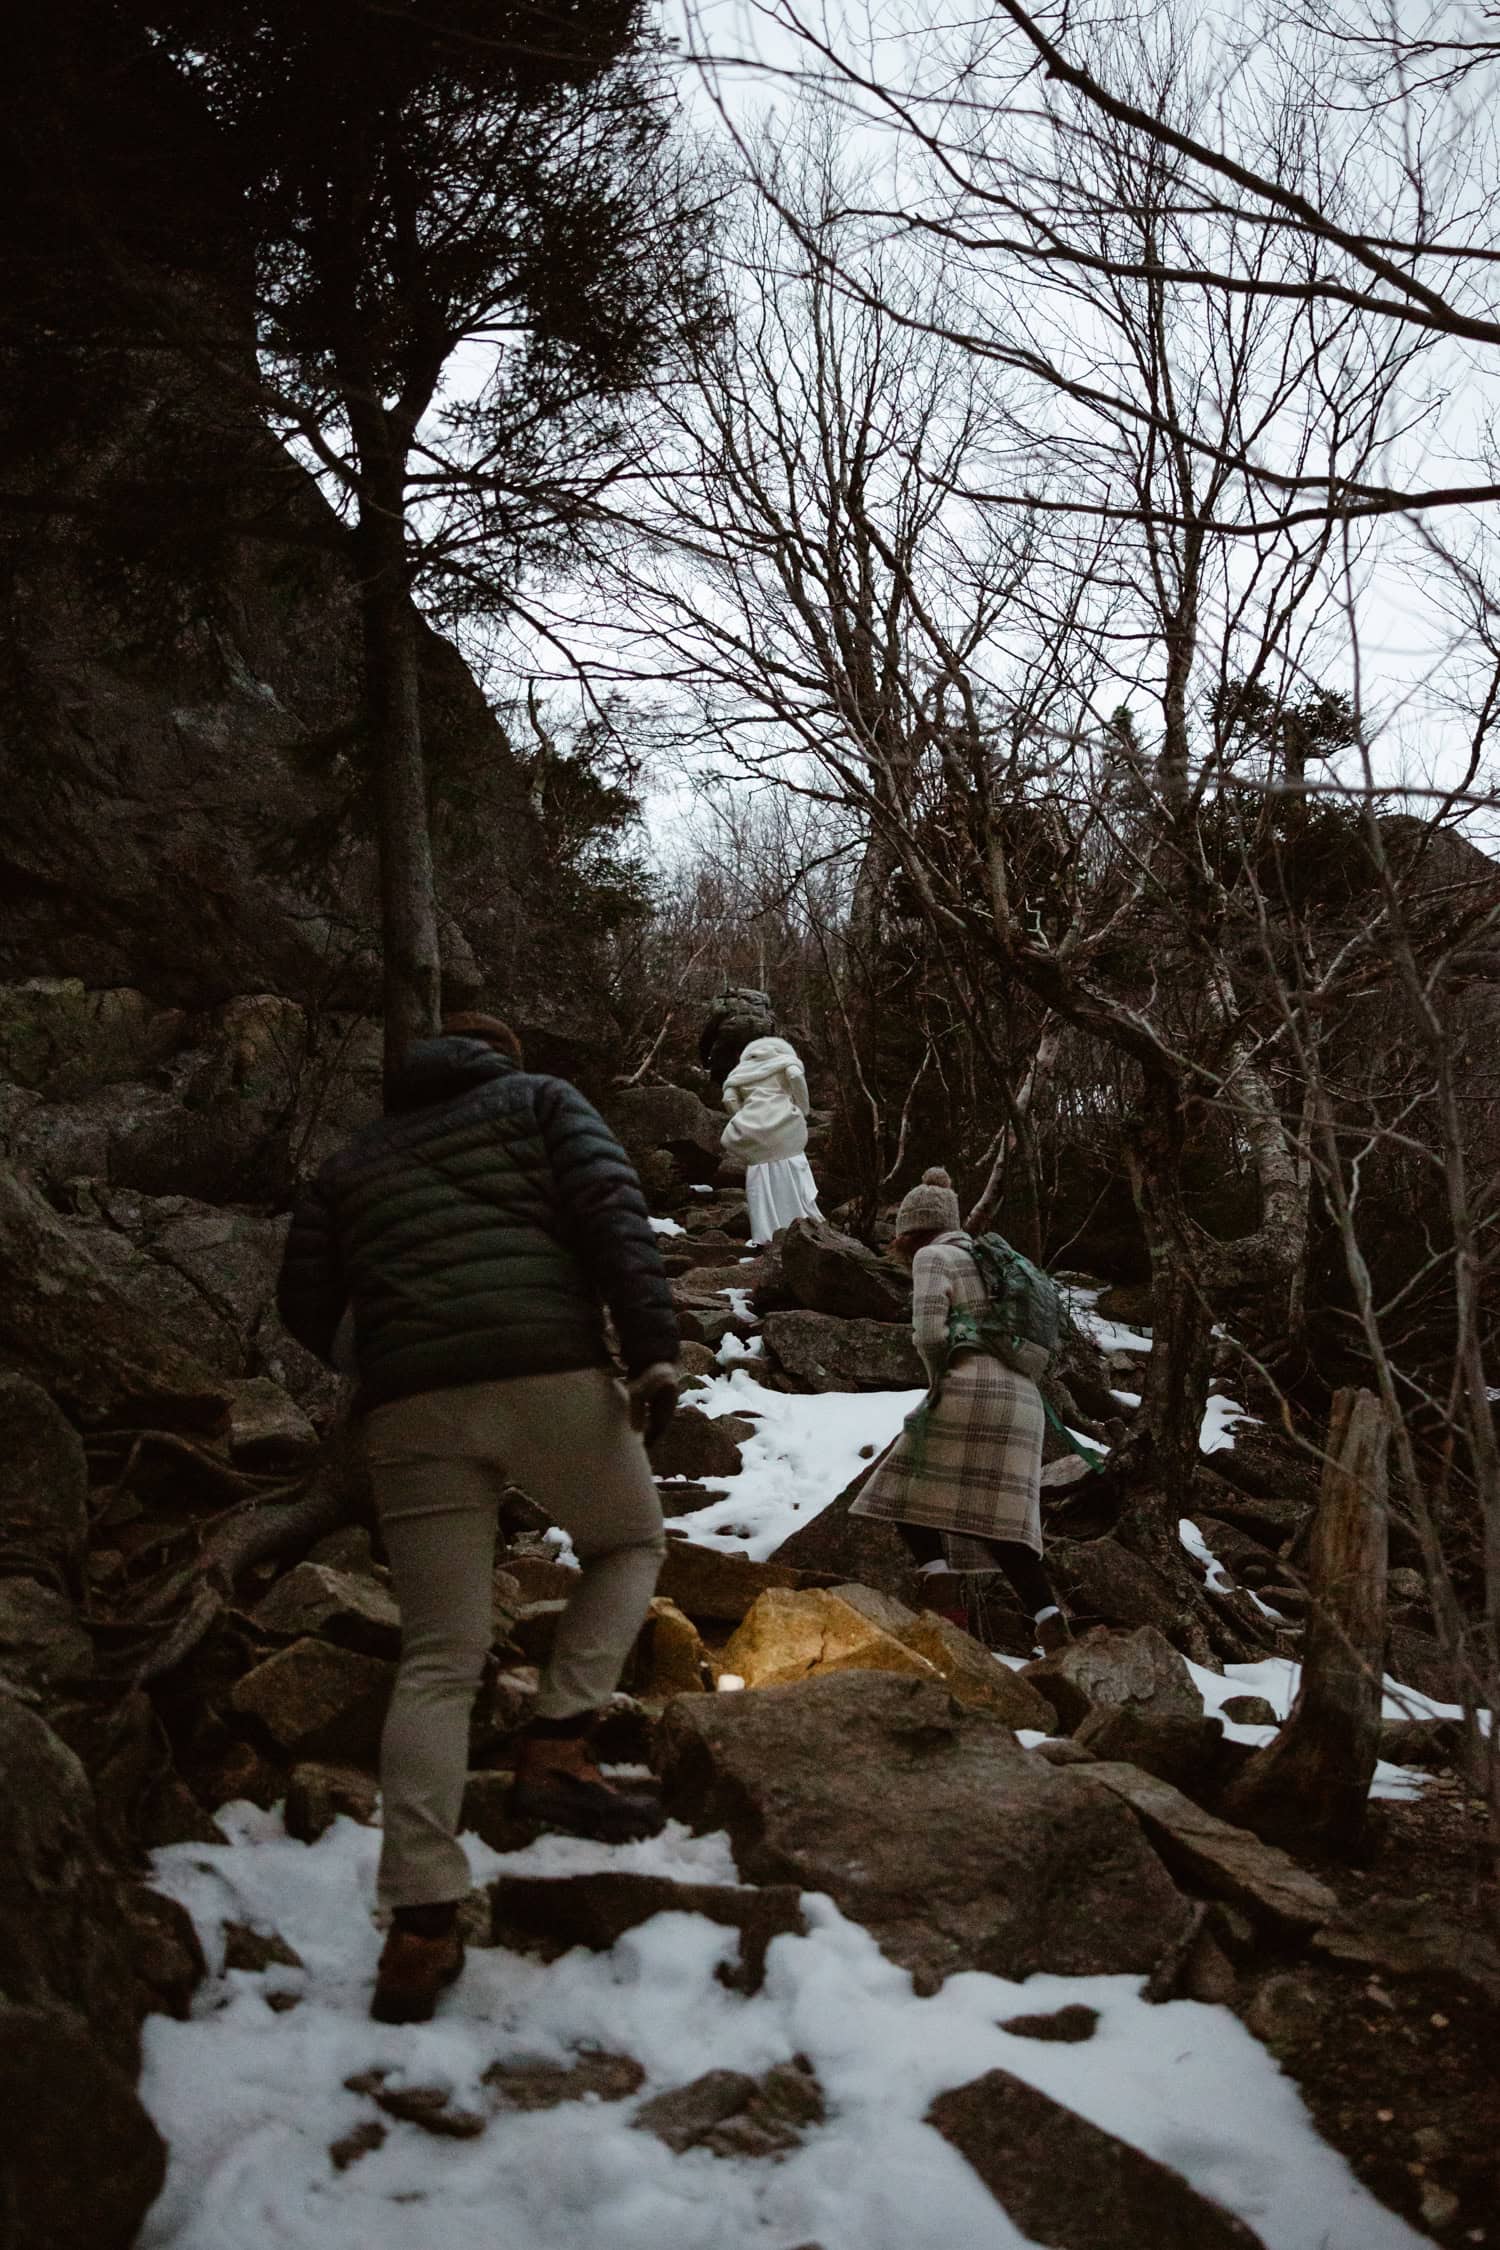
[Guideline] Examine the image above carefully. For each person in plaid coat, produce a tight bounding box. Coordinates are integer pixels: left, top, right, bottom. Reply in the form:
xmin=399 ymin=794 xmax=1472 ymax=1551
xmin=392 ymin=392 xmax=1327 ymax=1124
xmin=850 ymin=1168 xmax=1070 ymax=1655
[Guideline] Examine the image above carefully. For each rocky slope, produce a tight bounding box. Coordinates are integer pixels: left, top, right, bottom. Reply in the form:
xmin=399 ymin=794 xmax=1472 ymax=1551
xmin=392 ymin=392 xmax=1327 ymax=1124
xmin=0 ymin=1047 xmax=1491 ymax=2246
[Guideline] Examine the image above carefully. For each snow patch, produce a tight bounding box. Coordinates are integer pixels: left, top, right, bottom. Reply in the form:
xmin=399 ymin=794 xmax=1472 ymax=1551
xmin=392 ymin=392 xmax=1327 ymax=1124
xmin=139 ymin=1810 xmax=1433 ymax=2250
xmin=657 ymin=1374 xmax=923 ymax=1561
xmin=1183 ymin=1655 xmax=1488 ymax=1799
xmin=717 ymin=1332 xmax=764 ymax=1363
xmin=1063 ymin=1285 xmax=1152 ymax=1356
xmin=1179 ymin=1520 xmax=1283 ymax=1621
xmin=1200 ymin=1394 xmax=1254 ymax=1454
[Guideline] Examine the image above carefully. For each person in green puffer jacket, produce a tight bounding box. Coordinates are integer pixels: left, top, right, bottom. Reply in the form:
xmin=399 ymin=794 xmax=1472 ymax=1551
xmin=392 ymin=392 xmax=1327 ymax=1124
xmin=276 ymin=1016 xmax=680 ymax=2026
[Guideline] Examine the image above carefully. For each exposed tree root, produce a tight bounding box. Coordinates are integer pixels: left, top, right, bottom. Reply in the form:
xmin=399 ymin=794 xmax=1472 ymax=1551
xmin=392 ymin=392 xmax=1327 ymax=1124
xmin=85 ymin=1426 xmax=304 ymax=1505
xmin=105 ymin=1481 xmax=353 ymax=1686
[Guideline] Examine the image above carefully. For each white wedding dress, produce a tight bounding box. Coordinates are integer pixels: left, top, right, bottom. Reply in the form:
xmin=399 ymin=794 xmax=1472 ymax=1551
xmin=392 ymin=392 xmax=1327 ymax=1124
xmin=720 ymin=1036 xmax=825 ymax=1245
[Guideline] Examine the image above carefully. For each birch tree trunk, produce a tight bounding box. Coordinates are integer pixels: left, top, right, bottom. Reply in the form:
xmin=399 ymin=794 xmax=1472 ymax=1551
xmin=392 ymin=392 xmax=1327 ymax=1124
xmin=964 ymin=1016 xmax=1063 ymax=1252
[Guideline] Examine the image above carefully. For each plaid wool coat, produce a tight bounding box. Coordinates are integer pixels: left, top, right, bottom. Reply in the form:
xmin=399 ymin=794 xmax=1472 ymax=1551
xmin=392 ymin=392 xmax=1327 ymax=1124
xmin=849 ymin=1230 xmax=1045 ymax=1560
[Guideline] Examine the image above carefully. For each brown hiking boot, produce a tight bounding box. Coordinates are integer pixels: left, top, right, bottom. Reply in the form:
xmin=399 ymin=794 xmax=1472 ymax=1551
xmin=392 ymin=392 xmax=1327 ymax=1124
xmin=370 ymin=1925 xmax=465 ymax=2025
xmin=1033 ymin=1609 xmax=1072 ymax=1658
xmin=510 ymin=1723 xmax=665 ymax=1844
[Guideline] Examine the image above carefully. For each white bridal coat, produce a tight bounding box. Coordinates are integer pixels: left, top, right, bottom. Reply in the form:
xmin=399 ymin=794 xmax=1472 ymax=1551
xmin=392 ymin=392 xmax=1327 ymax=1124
xmin=720 ymin=1036 xmax=824 ymax=1243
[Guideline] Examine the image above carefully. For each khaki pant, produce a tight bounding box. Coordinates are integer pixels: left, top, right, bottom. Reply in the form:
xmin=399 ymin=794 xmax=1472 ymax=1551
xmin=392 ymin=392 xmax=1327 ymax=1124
xmin=363 ymin=1368 xmax=667 ymax=1908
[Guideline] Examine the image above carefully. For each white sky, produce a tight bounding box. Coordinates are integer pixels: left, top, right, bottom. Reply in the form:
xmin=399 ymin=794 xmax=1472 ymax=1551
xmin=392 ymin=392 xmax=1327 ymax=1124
xmin=415 ymin=0 xmax=1500 ymax=848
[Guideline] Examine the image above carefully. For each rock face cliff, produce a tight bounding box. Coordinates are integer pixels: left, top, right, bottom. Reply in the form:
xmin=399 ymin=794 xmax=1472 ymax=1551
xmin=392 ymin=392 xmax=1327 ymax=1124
xmin=0 ymin=6 xmax=595 ymax=1056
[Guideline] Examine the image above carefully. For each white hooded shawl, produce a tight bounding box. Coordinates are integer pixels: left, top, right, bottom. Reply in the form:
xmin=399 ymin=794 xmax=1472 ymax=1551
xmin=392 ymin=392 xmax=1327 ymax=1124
xmin=720 ymin=1036 xmax=811 ymax=1164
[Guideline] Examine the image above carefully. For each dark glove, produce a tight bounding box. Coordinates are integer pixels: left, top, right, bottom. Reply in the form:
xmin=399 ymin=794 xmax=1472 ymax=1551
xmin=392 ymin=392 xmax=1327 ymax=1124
xmin=627 ymin=1362 xmax=680 ymax=1448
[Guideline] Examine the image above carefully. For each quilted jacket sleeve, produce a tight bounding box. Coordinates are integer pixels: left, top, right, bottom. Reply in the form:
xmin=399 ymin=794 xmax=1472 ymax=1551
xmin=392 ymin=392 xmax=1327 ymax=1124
xmin=276 ymin=1170 xmax=346 ymax=1366
xmin=535 ymin=1081 xmax=680 ymax=1377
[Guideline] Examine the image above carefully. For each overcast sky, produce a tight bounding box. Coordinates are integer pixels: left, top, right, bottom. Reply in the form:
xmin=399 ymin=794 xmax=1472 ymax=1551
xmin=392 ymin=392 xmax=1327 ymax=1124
xmin=428 ymin=0 xmax=1500 ymax=846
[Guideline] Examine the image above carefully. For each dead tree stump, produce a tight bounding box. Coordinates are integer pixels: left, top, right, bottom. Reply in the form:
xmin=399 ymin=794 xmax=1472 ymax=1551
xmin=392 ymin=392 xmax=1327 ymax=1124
xmin=1221 ymin=1387 xmax=1390 ymax=1856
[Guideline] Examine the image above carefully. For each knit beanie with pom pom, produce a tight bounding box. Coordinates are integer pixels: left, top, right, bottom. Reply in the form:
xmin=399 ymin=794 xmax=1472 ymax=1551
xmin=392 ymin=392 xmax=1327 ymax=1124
xmin=894 ymin=1166 xmax=961 ymax=1237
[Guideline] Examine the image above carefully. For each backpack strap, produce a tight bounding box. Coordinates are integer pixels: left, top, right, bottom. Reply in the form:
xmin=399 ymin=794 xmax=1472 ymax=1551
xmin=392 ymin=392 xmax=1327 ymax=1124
xmin=946 ymin=1245 xmax=1109 ymax=1476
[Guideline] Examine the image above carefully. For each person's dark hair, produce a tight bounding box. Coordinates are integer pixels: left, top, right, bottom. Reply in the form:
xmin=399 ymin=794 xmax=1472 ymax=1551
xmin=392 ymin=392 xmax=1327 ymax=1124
xmin=442 ymin=1011 xmax=524 ymax=1063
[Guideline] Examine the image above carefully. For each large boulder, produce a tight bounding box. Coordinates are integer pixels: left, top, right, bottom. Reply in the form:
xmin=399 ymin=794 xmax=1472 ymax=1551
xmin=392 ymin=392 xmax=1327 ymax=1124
xmin=229 ymin=1638 xmax=394 ymax=1765
xmin=252 ymin=1563 xmax=402 ymax=1660
xmin=1022 ymin=1625 xmax=1202 ymax=1732
xmin=657 ymin=1671 xmax=1194 ymax=1988
xmin=1189 ymin=1466 xmax=1308 ymax=1551
xmin=900 ymin=1611 xmax=1056 ymax=1728
xmin=748 ymin=1230 xmax=797 ymax=1315
xmin=284 ymin=1761 xmax=381 ymax=1845
xmin=0 ymin=1690 xmax=146 ymax=2067
xmin=0 ymin=1161 xmax=230 ymax=1429
xmin=1385 ymin=1623 xmax=1458 ymax=1704
xmin=630 ymin=1597 xmax=716 ymax=1697
xmin=1048 ymin=1537 xmax=1196 ymax=1638
xmin=0 ymin=1579 xmax=95 ymax=1691
xmin=663 ymin=1232 xmax=749 ymax=1275
xmin=717 ymin=1586 xmax=939 ymax=1690
xmin=648 ymin=1405 xmax=751 ymax=1481
xmin=671 ymin=1289 xmax=750 ymax=1352
xmin=779 ymin=1218 xmax=911 ymax=1323
xmin=777 ymin=1580 xmax=1057 ymax=1729
xmin=0 ymin=2003 xmax=167 ymax=2250
xmin=602 ymin=1085 xmax=723 ymax=1183
xmin=0 ymin=979 xmax=183 ymax=1099
xmin=62 ymin=1187 xmax=330 ymax=1407
xmin=0 ymin=1078 xmax=177 ymax=1196
xmin=1310 ymin=1894 xmax=1500 ymax=2010
xmin=769 ymin=1460 xmax=923 ymax=1604
xmin=1072 ymin=1706 xmax=1241 ymax=1800
xmin=1203 ymin=1423 xmax=1324 ymax=1513
xmin=226 ymin=1376 xmax=320 ymax=1467
xmin=0 ymin=996 xmax=387 ymax=1207
xmin=677 ymin=1262 xmax=756 ymax=1296
xmin=762 ymin=1309 xmax=925 ymax=1392
xmin=929 ymin=2069 xmax=1266 ymax=2250
xmin=0 ymin=1374 xmax=90 ymax=1591
xmin=1080 ymin=1764 xmax=1338 ymax=1938
xmin=656 ymin=1542 xmax=839 ymax=1624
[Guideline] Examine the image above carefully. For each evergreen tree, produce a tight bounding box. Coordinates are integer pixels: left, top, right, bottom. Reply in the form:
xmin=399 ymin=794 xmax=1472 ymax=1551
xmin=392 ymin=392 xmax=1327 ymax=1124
xmin=142 ymin=0 xmax=704 ymax=1074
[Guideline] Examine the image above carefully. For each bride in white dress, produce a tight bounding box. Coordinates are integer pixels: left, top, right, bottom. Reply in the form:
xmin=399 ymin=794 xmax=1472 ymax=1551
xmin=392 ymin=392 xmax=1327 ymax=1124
xmin=720 ymin=1035 xmax=825 ymax=1246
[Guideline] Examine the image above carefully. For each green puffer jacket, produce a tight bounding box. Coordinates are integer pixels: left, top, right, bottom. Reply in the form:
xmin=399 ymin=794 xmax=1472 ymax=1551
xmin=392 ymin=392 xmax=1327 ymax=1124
xmin=276 ymin=1038 xmax=678 ymax=1404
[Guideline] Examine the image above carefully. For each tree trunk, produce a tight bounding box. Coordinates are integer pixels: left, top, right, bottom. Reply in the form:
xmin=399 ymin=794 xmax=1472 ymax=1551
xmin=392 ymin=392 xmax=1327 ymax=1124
xmin=1221 ymin=1387 xmax=1390 ymax=1855
xmin=354 ymin=463 xmax=443 ymax=1089
xmin=832 ymin=821 xmax=900 ymax=1223
xmin=1205 ymin=964 xmax=1310 ymax=1336
xmin=965 ymin=1017 xmax=1062 ymax=1251
xmin=1119 ymin=1094 xmax=1216 ymax=1533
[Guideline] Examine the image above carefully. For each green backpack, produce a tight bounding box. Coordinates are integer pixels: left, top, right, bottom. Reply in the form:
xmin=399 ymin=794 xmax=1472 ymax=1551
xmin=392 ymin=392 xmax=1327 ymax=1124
xmin=905 ymin=1231 xmax=1107 ymax=1475
xmin=946 ymin=1232 xmax=1107 ymax=1473
xmin=950 ymin=1232 xmax=1064 ymax=1372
